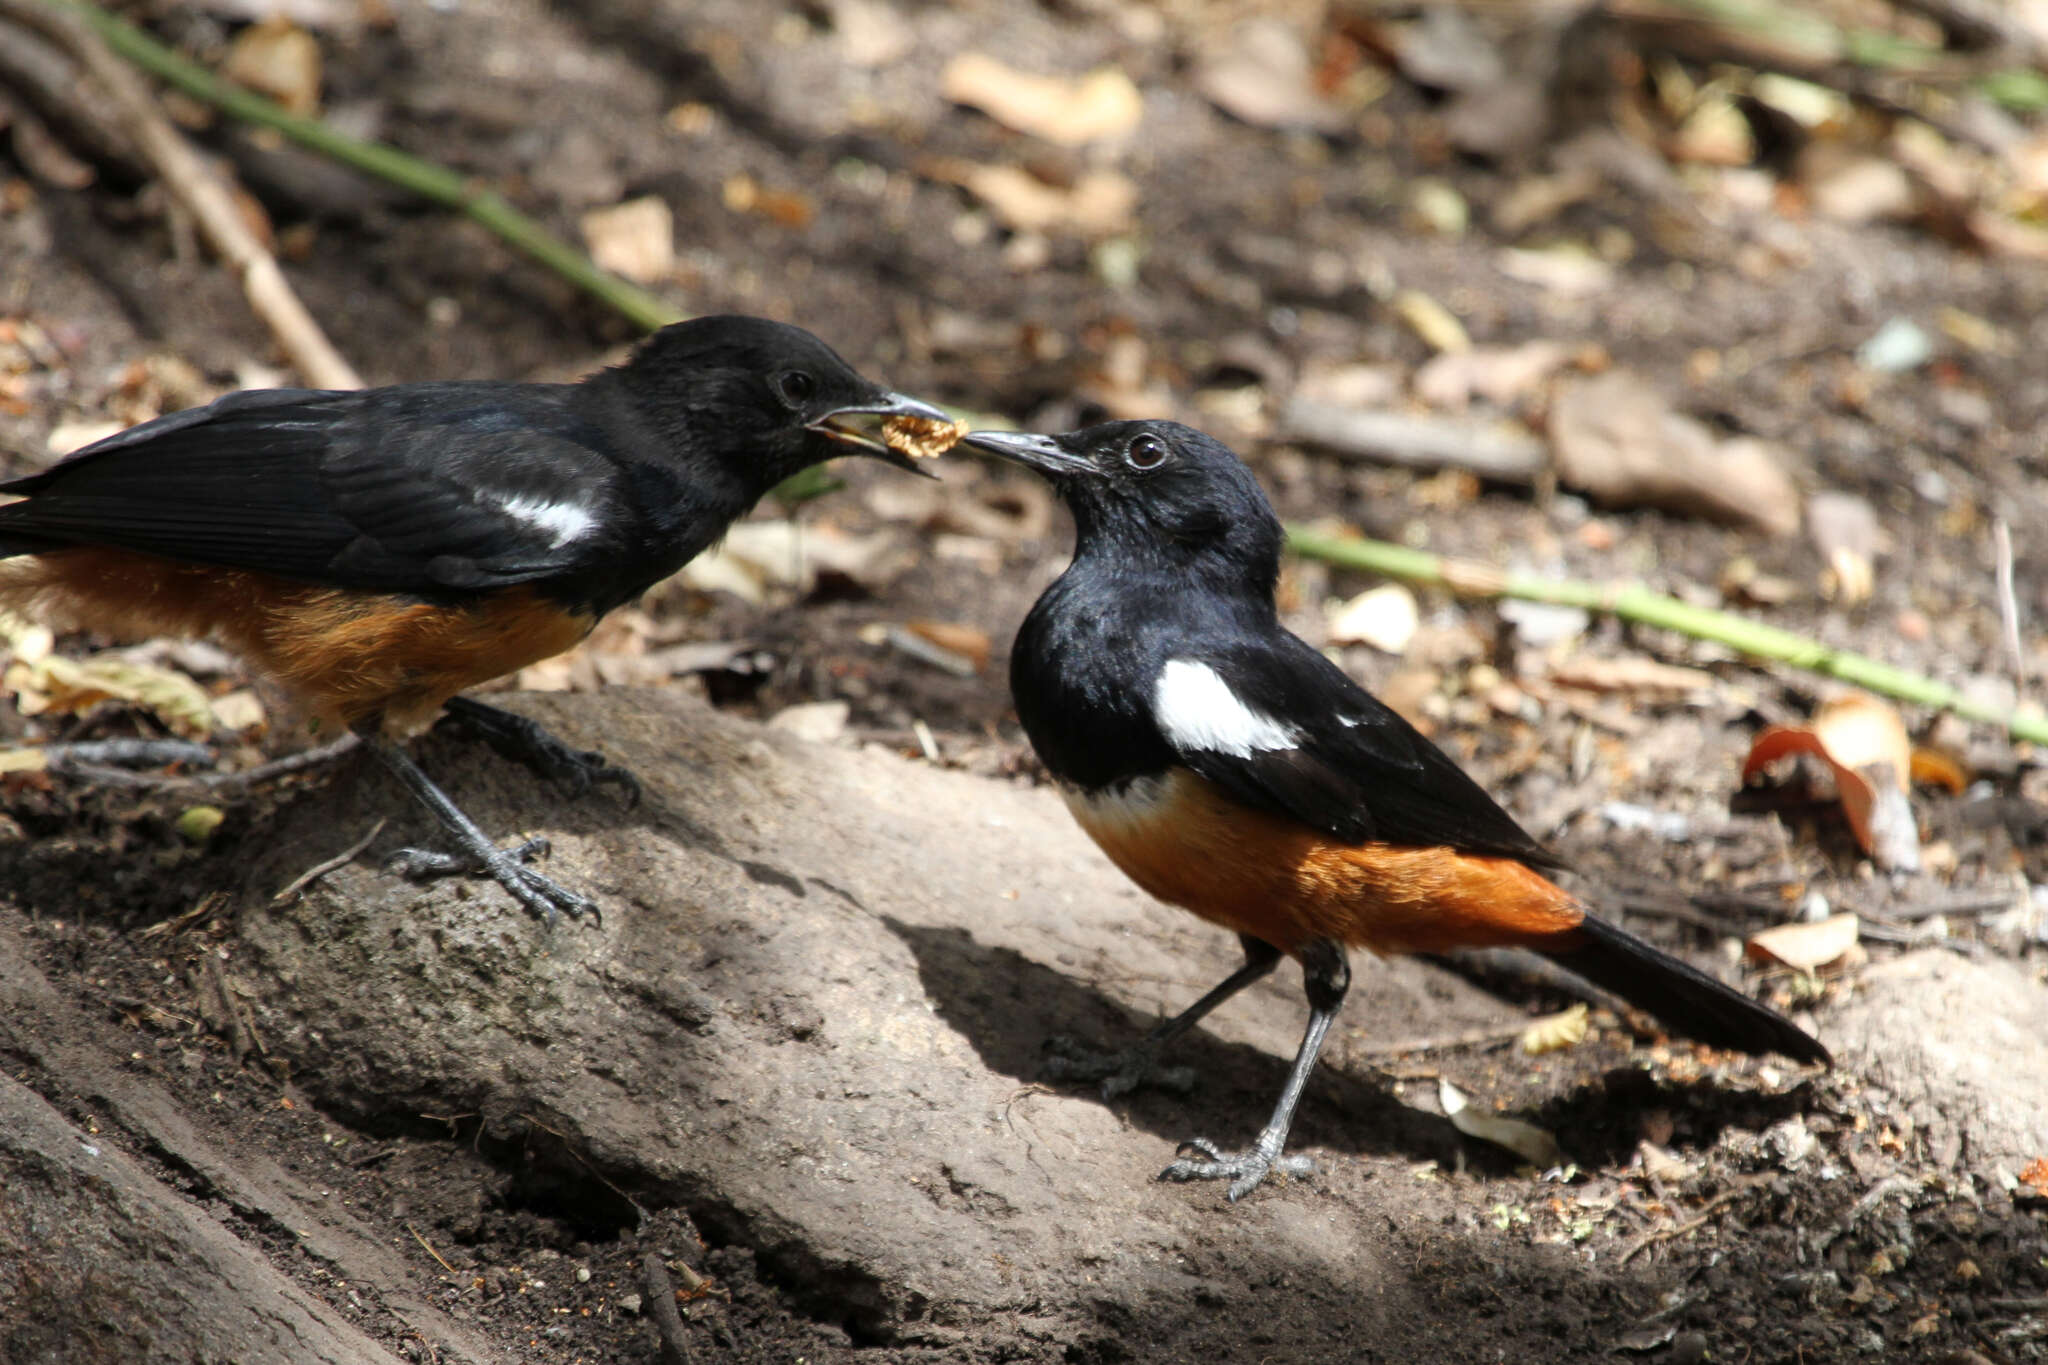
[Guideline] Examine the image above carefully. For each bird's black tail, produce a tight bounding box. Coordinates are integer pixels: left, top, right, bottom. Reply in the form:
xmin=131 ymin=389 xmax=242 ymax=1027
xmin=1545 ymin=911 xmax=1831 ymax=1065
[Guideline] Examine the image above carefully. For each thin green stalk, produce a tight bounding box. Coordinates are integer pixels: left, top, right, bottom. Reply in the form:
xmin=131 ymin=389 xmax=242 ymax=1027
xmin=1638 ymin=0 xmax=2048 ymax=110
xmin=49 ymin=0 xmax=682 ymax=331
xmin=1285 ymin=526 xmax=2048 ymax=746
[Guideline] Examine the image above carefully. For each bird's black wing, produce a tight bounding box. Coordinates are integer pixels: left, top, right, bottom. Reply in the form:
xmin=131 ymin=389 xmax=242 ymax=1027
xmin=0 ymin=384 xmax=634 ymax=594
xmin=1158 ymin=633 xmax=1565 ymax=868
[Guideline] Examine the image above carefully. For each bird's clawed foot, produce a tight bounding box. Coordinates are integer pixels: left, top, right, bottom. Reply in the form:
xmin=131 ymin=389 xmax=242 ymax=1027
xmin=441 ymin=697 xmax=642 ymax=806
xmin=388 ymin=836 xmax=598 ymax=925
xmin=1158 ymin=1134 xmax=1315 ymax=1202
xmin=1043 ymin=1034 xmax=1198 ymax=1098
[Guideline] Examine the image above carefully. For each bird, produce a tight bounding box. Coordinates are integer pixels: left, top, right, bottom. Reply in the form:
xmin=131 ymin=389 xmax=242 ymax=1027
xmin=0 ymin=315 xmax=950 ymax=923
xmin=963 ymin=418 xmax=1829 ymax=1200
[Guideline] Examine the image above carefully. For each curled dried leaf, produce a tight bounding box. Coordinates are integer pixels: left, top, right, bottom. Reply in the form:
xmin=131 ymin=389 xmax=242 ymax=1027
xmin=5 ymin=654 xmax=215 ymax=736
xmin=1742 ymin=693 xmax=1918 ymax=871
xmin=1746 ymin=912 xmax=1861 ymax=973
xmin=940 ymin=54 xmax=1143 ymax=145
xmin=1439 ymin=1078 xmax=1563 ymax=1167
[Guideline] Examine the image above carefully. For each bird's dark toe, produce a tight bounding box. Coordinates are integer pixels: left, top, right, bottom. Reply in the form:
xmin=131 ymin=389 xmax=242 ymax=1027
xmin=1159 ymin=1135 xmax=1313 ymax=1201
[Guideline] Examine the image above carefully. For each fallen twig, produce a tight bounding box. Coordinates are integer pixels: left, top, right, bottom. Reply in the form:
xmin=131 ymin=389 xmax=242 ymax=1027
xmin=0 ymin=0 xmax=360 ymax=388
xmin=48 ymin=0 xmax=679 ymax=332
xmin=1278 ymin=399 xmax=1547 ymax=483
xmin=640 ymin=1253 xmax=694 ymax=1365
xmin=40 ymin=739 xmax=214 ymax=772
xmin=1284 ymin=528 xmax=2048 ymax=746
xmin=1618 ymin=1179 xmax=1763 ymax=1265
xmin=271 ymin=818 xmax=386 ymax=904
xmin=1353 ymin=1021 xmax=1530 ymax=1059
xmin=1994 ymin=518 xmax=2025 ymax=693
xmin=45 ymin=735 xmax=360 ymax=791
xmin=407 ymin=1222 xmax=457 ymax=1276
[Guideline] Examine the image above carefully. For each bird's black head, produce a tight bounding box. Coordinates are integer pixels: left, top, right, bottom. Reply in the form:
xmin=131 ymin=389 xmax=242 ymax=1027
xmin=617 ymin=315 xmax=945 ymax=482
xmin=963 ymin=420 xmax=1284 ymax=592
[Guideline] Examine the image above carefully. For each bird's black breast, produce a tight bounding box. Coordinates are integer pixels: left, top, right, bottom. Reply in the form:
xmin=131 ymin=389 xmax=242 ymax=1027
xmin=1009 ymin=565 xmax=1177 ymax=792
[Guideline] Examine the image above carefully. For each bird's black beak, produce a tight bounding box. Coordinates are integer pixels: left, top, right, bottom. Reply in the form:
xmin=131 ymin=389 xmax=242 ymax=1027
xmin=808 ymin=392 xmax=952 ymax=478
xmin=960 ymin=430 xmax=1096 ymax=480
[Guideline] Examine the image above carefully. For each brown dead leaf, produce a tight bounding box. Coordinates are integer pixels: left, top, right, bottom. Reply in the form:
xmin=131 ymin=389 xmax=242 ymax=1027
xmin=1325 ymin=584 xmax=1418 ymax=654
xmin=721 ymin=174 xmax=814 ymax=229
xmin=1807 ymin=491 xmax=1883 ymax=606
xmin=832 ymin=0 xmax=914 ymax=69
xmin=1908 ymin=746 xmax=1968 ymax=794
xmin=1746 ymin=913 xmax=1861 ymax=973
xmin=1797 ymin=144 xmax=1916 ymax=224
xmin=2019 ymin=1157 xmax=2048 ymax=1196
xmin=10 ymin=113 xmax=96 ymax=190
xmin=1549 ymin=656 xmax=1714 ymax=696
xmin=1378 ymin=667 xmax=1442 ymax=732
xmin=1413 ymin=340 xmax=1569 ymax=410
xmin=222 ymin=17 xmax=323 ymax=114
xmin=1438 ymin=1078 xmax=1562 ymax=1167
xmin=1392 ymin=290 xmax=1470 ymax=355
xmin=945 ymin=163 xmax=1137 ymax=237
xmin=903 ymin=621 xmax=991 ymax=674
xmin=1494 ymin=245 xmax=1614 ymax=298
xmin=581 ymin=197 xmax=675 ymax=284
xmin=940 ymin=54 xmax=1142 ymax=146
xmin=209 ymin=689 xmax=268 ymax=734
xmin=1550 ymin=372 xmax=1800 ymax=535
xmin=1742 ymin=694 xmax=1919 ymax=871
xmin=0 ymin=747 xmax=48 ymax=775
xmin=1192 ymin=20 xmax=1349 ymax=134
xmin=1668 ymin=95 xmax=1754 ymax=166
xmin=5 ymin=654 xmax=216 ymax=736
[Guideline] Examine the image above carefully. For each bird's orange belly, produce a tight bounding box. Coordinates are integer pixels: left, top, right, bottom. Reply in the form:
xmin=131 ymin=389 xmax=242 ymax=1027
xmin=1064 ymin=768 xmax=1584 ymax=956
xmin=0 ymin=547 xmax=594 ymax=735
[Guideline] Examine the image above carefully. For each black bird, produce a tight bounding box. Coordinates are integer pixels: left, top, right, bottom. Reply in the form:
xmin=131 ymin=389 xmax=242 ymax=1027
xmin=0 ymin=315 xmax=948 ymax=922
xmin=965 ymin=419 xmax=1829 ymax=1200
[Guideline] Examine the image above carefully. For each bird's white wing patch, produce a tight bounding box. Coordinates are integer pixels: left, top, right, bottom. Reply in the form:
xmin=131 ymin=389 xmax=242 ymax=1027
xmin=496 ymin=493 xmax=595 ymax=547
xmin=1153 ymin=658 xmax=1298 ymax=756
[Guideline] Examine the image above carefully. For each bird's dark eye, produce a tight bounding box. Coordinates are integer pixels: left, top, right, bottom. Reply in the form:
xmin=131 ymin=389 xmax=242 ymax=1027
xmin=777 ymin=371 xmax=817 ymax=406
xmin=1125 ymin=433 xmax=1169 ymax=470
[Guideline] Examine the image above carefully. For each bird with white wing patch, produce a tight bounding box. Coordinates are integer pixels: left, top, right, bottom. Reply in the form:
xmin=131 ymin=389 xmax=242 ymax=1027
xmin=968 ymin=419 xmax=1830 ymax=1201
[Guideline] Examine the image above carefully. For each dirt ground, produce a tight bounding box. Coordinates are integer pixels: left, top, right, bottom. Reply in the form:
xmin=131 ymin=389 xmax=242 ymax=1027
xmin=3 ymin=0 xmax=2048 ymax=1361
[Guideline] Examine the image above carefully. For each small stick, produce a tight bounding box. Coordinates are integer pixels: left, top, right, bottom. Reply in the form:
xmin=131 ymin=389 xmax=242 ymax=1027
xmin=40 ymin=739 xmax=215 ymax=772
xmin=1286 ymin=527 xmax=2048 ymax=746
xmin=640 ymin=1252 xmax=694 ymax=1365
xmin=272 ymin=818 xmax=387 ymax=904
xmin=407 ymin=1222 xmax=457 ymax=1275
xmin=0 ymin=0 xmax=361 ymax=389
xmin=53 ymin=735 xmax=361 ymax=792
xmin=1353 ymin=1021 xmax=1529 ymax=1058
xmin=1279 ymin=399 xmax=1546 ymax=483
xmin=1617 ymin=1181 xmax=1759 ymax=1265
xmin=1994 ymin=518 xmax=2025 ymax=691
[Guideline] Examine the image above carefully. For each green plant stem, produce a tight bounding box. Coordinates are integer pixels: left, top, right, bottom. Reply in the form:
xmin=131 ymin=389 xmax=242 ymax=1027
xmin=48 ymin=0 xmax=682 ymax=331
xmin=1285 ymin=526 xmax=2048 ymax=746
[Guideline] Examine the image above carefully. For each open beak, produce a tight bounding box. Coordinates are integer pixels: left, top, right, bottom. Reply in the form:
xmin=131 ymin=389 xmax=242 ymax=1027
xmin=808 ymin=392 xmax=953 ymax=477
xmin=960 ymin=430 xmax=1095 ymax=479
